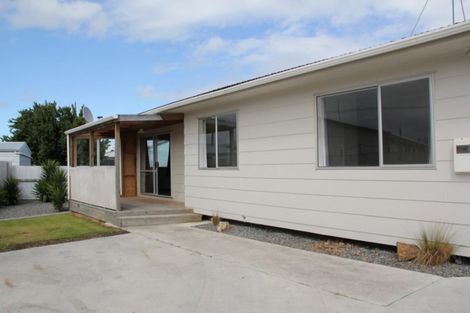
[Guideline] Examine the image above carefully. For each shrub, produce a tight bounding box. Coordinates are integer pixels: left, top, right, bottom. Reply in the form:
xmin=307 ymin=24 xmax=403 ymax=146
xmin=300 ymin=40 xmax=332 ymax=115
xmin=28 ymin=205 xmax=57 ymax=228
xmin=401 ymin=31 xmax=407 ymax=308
xmin=3 ymin=177 xmax=21 ymax=205
xmin=416 ymin=225 xmax=454 ymax=266
xmin=33 ymin=160 xmax=60 ymax=202
xmin=47 ymin=168 xmax=68 ymax=211
xmin=33 ymin=179 xmax=49 ymax=202
xmin=211 ymin=213 xmax=221 ymax=226
xmin=0 ymin=188 xmax=7 ymax=206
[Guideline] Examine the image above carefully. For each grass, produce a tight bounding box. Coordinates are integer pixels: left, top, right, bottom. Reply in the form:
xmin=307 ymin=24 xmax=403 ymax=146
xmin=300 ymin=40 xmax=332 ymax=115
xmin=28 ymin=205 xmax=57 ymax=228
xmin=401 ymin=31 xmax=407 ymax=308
xmin=416 ymin=225 xmax=455 ymax=266
xmin=0 ymin=213 xmax=126 ymax=252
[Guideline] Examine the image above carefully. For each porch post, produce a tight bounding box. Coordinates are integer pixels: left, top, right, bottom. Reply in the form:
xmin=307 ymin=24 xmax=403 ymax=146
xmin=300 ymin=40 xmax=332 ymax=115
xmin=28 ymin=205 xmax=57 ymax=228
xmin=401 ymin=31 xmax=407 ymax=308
xmin=71 ymin=136 xmax=77 ymax=167
xmin=114 ymin=122 xmax=121 ymax=211
xmin=66 ymin=134 xmax=71 ymax=201
xmin=89 ymin=131 xmax=95 ymax=166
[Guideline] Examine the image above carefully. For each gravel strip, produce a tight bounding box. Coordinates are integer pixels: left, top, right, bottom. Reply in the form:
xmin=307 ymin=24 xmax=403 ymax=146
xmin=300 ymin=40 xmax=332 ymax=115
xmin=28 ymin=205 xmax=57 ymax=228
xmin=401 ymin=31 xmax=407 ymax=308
xmin=195 ymin=221 xmax=470 ymax=277
xmin=0 ymin=201 xmax=59 ymax=220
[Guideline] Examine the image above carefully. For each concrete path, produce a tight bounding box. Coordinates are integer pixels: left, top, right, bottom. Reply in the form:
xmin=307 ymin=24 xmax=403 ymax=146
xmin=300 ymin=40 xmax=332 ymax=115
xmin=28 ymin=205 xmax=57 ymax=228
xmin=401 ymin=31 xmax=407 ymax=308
xmin=0 ymin=224 xmax=469 ymax=313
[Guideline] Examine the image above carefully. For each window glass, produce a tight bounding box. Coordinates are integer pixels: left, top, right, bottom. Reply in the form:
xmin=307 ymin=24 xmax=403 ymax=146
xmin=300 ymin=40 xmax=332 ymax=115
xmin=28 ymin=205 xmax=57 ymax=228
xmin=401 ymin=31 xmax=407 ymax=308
xmin=381 ymin=78 xmax=431 ymax=164
xmin=199 ymin=113 xmax=238 ymax=168
xmin=217 ymin=113 xmax=237 ymax=167
xmin=76 ymin=138 xmax=89 ymax=166
xmin=318 ymin=88 xmax=379 ymax=166
xmin=199 ymin=117 xmax=216 ymax=168
xmin=96 ymin=138 xmax=115 ymax=166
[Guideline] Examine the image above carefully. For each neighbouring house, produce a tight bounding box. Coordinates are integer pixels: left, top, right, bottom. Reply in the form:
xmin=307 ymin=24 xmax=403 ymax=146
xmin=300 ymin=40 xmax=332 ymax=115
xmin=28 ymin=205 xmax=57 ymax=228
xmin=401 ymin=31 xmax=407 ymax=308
xmin=0 ymin=142 xmax=32 ymax=166
xmin=66 ymin=21 xmax=470 ymax=256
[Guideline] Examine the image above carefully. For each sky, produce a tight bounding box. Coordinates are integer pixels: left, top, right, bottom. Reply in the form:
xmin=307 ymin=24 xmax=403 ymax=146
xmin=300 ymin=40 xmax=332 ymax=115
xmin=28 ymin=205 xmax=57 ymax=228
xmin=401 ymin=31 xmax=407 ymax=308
xmin=0 ymin=0 xmax=469 ymax=137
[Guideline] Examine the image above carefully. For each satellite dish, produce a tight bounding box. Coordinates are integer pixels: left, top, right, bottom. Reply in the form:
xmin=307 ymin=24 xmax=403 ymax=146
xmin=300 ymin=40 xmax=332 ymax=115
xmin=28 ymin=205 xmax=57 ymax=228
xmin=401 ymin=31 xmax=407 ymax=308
xmin=82 ymin=106 xmax=94 ymax=123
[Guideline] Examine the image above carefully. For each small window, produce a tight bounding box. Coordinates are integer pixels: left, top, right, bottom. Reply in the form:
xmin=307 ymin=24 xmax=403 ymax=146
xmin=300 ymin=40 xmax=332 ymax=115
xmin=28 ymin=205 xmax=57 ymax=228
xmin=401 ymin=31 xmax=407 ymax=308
xmin=76 ymin=138 xmax=90 ymax=166
xmin=317 ymin=77 xmax=431 ymax=167
xmin=199 ymin=112 xmax=237 ymax=168
xmin=96 ymin=138 xmax=115 ymax=166
xmin=318 ymin=88 xmax=379 ymax=166
xmin=381 ymin=79 xmax=431 ymax=165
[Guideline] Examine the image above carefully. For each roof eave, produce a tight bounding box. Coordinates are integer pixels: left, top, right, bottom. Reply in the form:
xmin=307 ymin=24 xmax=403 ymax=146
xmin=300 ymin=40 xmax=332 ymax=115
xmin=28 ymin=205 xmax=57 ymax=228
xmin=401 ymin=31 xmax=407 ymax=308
xmin=65 ymin=114 xmax=163 ymax=135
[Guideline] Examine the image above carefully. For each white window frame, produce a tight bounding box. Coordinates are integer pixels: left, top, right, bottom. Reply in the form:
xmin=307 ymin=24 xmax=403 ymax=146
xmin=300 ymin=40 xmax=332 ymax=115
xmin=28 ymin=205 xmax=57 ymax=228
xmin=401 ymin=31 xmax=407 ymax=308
xmin=198 ymin=111 xmax=239 ymax=170
xmin=316 ymin=75 xmax=435 ymax=169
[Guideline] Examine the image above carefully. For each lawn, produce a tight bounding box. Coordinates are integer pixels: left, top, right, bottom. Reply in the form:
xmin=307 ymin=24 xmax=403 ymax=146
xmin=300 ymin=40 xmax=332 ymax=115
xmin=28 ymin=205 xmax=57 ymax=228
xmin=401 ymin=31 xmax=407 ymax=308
xmin=0 ymin=213 xmax=126 ymax=252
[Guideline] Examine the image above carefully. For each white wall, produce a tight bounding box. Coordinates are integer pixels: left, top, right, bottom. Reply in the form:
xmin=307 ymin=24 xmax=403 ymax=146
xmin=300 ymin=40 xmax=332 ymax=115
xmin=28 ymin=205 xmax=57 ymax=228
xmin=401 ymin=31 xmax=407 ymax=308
xmin=10 ymin=165 xmax=67 ymax=199
xmin=171 ymin=123 xmax=185 ymax=202
xmin=183 ymin=45 xmax=470 ymax=256
xmin=10 ymin=165 xmax=42 ymax=200
xmin=70 ymin=166 xmax=118 ymax=210
xmin=0 ymin=152 xmax=21 ymax=166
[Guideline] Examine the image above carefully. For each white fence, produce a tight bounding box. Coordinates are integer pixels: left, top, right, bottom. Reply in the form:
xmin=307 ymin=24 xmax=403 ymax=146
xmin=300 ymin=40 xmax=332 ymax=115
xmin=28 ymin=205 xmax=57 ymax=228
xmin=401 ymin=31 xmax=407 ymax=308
xmin=0 ymin=161 xmax=66 ymax=200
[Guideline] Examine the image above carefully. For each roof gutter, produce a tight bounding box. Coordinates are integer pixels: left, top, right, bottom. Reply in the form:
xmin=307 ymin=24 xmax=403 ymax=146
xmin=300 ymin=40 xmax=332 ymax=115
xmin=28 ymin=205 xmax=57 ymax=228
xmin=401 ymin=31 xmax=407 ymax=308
xmin=141 ymin=21 xmax=470 ymax=115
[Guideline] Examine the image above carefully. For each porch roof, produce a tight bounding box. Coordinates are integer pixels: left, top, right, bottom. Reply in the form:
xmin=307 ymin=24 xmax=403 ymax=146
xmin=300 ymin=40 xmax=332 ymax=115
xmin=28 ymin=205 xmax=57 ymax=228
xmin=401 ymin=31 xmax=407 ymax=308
xmin=65 ymin=114 xmax=183 ymax=137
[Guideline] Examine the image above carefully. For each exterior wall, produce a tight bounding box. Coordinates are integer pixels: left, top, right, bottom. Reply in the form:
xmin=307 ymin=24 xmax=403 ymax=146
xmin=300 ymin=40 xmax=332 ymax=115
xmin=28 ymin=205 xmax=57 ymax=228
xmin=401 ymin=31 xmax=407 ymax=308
xmin=0 ymin=152 xmax=21 ymax=166
xmin=10 ymin=165 xmax=42 ymax=200
xmin=171 ymin=123 xmax=185 ymax=202
xmin=19 ymin=154 xmax=31 ymax=166
xmin=183 ymin=51 xmax=470 ymax=256
xmin=70 ymin=166 xmax=118 ymax=210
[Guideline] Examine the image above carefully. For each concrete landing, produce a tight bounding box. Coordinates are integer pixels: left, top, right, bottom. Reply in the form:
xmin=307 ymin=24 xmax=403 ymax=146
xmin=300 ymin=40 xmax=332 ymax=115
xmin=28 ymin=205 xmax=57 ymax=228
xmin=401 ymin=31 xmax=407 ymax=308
xmin=1 ymin=223 xmax=469 ymax=313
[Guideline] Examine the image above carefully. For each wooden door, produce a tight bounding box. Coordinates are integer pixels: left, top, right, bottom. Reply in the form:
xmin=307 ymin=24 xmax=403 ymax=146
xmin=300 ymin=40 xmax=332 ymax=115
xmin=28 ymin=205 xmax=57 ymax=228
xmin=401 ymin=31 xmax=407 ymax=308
xmin=121 ymin=132 xmax=137 ymax=197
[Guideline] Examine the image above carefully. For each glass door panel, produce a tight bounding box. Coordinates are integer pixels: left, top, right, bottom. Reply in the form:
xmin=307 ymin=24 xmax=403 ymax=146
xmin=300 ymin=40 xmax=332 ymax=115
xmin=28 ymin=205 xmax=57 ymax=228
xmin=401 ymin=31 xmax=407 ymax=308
xmin=157 ymin=134 xmax=171 ymax=196
xmin=140 ymin=134 xmax=171 ymax=196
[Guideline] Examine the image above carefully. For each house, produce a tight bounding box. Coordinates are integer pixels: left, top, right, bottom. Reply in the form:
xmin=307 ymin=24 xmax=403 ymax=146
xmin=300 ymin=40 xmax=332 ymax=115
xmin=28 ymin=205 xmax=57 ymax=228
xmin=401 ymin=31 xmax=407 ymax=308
xmin=66 ymin=21 xmax=470 ymax=256
xmin=0 ymin=142 xmax=32 ymax=166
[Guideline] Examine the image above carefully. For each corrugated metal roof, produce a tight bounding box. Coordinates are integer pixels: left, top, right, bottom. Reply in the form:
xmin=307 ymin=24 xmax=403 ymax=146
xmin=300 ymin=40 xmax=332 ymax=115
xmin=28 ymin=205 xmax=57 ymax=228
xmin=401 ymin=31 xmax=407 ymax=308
xmin=0 ymin=142 xmax=28 ymax=152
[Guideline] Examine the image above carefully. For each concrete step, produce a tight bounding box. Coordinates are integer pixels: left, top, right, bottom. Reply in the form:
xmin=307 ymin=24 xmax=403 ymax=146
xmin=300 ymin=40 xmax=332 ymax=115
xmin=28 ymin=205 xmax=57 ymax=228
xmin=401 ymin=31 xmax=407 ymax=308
xmin=119 ymin=213 xmax=202 ymax=227
xmin=118 ymin=208 xmax=193 ymax=216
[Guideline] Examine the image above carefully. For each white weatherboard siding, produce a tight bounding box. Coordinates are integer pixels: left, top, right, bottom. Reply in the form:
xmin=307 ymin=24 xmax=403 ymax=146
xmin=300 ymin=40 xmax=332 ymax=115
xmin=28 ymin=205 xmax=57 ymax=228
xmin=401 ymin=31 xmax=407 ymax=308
xmin=183 ymin=48 xmax=470 ymax=256
xmin=171 ymin=123 xmax=185 ymax=202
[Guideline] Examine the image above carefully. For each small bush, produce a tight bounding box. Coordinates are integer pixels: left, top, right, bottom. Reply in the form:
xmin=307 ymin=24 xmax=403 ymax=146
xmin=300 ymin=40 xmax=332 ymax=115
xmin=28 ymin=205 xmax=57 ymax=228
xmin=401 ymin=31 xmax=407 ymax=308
xmin=416 ymin=225 xmax=454 ymax=266
xmin=33 ymin=160 xmax=60 ymax=202
xmin=211 ymin=213 xmax=220 ymax=226
xmin=3 ymin=177 xmax=21 ymax=205
xmin=0 ymin=188 xmax=7 ymax=206
xmin=48 ymin=168 xmax=68 ymax=211
xmin=33 ymin=179 xmax=49 ymax=202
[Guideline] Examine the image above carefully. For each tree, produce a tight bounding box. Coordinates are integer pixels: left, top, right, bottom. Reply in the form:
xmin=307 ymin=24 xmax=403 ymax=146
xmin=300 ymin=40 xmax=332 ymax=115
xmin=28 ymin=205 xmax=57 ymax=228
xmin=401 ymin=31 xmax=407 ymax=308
xmin=2 ymin=101 xmax=86 ymax=165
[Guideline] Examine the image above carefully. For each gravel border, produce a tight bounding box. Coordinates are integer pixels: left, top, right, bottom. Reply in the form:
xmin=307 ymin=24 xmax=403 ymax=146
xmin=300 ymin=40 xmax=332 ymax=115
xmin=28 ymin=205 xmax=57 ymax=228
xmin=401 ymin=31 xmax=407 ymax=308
xmin=0 ymin=201 xmax=61 ymax=220
xmin=195 ymin=220 xmax=470 ymax=277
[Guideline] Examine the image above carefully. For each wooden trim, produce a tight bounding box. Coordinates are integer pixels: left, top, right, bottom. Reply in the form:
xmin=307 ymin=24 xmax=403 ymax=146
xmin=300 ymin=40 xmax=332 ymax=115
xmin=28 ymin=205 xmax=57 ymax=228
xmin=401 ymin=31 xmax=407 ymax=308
xmin=71 ymin=136 xmax=77 ymax=167
xmin=89 ymin=132 xmax=95 ymax=166
xmin=160 ymin=113 xmax=184 ymax=121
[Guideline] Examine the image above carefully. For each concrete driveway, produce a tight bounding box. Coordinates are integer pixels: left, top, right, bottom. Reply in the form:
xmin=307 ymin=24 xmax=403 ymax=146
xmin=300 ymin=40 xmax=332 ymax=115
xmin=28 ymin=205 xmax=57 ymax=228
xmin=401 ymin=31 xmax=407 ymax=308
xmin=1 ymin=223 xmax=469 ymax=313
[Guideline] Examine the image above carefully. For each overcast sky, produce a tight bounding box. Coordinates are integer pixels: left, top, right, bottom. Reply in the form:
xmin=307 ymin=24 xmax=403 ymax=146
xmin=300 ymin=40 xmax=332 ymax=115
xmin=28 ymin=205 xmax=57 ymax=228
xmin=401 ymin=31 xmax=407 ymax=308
xmin=0 ymin=0 xmax=468 ymax=137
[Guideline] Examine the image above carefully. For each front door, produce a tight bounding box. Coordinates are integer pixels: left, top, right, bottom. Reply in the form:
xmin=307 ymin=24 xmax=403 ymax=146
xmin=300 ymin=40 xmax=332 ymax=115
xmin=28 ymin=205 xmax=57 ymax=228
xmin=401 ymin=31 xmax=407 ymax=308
xmin=140 ymin=134 xmax=171 ymax=196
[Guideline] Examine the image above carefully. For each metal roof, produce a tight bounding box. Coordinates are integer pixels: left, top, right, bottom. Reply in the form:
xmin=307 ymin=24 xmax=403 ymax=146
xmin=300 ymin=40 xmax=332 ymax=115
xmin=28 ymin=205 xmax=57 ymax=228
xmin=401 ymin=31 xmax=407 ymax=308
xmin=0 ymin=141 xmax=29 ymax=153
xmin=140 ymin=21 xmax=470 ymax=115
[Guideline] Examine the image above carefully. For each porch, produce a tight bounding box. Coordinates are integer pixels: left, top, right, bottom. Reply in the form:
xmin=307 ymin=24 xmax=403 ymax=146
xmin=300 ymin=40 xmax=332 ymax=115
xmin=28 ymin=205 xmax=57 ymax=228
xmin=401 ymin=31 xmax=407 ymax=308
xmin=65 ymin=114 xmax=198 ymax=226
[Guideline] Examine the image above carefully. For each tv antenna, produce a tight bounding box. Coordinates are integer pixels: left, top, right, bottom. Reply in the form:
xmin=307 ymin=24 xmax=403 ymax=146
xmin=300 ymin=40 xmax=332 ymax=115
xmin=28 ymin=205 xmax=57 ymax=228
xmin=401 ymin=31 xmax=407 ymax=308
xmin=82 ymin=106 xmax=94 ymax=123
xmin=452 ymin=0 xmax=467 ymax=24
